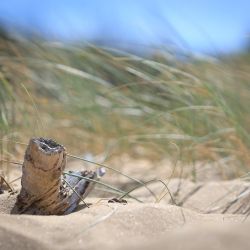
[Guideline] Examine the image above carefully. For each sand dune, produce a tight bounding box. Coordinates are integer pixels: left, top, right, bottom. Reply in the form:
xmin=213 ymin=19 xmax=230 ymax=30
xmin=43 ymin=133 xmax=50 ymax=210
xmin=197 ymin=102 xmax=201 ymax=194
xmin=0 ymin=202 xmax=248 ymax=250
xmin=0 ymin=179 xmax=249 ymax=250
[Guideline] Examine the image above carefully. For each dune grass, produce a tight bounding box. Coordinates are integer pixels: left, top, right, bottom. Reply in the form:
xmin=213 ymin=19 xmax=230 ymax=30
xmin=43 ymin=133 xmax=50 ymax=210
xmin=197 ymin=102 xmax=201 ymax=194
xmin=0 ymin=34 xmax=249 ymax=180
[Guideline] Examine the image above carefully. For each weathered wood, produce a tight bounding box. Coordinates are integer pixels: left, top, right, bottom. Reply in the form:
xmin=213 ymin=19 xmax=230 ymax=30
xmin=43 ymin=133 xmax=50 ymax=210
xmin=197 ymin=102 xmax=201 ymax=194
xmin=11 ymin=138 xmax=105 ymax=215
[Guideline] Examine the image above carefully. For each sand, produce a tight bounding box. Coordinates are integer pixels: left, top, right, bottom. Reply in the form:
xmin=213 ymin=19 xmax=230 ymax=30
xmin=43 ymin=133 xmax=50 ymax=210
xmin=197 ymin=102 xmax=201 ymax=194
xmin=0 ymin=178 xmax=250 ymax=250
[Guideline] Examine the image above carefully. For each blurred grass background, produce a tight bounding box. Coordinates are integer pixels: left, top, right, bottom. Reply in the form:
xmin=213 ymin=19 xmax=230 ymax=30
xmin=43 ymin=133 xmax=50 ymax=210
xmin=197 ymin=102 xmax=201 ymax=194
xmin=0 ymin=31 xmax=249 ymax=179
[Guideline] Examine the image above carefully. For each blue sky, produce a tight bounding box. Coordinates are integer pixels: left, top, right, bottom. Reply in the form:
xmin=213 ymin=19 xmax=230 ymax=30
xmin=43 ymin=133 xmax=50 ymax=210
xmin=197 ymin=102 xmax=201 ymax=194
xmin=0 ymin=0 xmax=249 ymax=53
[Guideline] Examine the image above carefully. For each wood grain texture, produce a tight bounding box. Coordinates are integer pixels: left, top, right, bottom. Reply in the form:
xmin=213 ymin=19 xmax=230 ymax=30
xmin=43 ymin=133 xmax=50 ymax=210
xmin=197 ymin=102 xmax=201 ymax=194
xmin=11 ymin=138 xmax=103 ymax=215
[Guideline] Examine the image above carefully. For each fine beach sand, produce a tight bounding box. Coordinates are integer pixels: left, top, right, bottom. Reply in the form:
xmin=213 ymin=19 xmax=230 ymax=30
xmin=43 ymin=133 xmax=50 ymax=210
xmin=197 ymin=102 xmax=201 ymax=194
xmin=0 ymin=177 xmax=250 ymax=250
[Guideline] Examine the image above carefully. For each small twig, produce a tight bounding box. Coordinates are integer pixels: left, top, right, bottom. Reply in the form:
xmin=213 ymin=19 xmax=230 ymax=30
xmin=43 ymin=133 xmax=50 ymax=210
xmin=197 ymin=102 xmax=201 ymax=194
xmin=0 ymin=139 xmax=28 ymax=146
xmin=1 ymin=159 xmax=23 ymax=166
xmin=9 ymin=176 xmax=22 ymax=184
xmin=0 ymin=175 xmax=15 ymax=193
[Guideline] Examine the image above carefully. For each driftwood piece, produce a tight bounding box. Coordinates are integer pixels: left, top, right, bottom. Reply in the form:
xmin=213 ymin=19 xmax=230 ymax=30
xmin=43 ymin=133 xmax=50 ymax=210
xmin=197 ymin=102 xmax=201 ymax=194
xmin=11 ymin=138 xmax=105 ymax=215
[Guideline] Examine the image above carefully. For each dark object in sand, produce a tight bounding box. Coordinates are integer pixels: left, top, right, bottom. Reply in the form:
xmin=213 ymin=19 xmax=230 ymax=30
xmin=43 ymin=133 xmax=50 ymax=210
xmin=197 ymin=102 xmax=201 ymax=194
xmin=11 ymin=137 xmax=105 ymax=215
xmin=108 ymin=197 xmax=127 ymax=204
xmin=0 ymin=175 xmax=15 ymax=194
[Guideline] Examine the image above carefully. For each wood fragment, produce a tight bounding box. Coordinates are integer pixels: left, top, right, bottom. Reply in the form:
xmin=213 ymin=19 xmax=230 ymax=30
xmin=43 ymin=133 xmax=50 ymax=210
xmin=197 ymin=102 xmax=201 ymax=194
xmin=11 ymin=137 xmax=105 ymax=215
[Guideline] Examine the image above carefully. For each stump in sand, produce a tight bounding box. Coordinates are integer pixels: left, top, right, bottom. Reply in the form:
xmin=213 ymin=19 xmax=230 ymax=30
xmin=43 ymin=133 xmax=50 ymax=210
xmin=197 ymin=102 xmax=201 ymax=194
xmin=12 ymin=138 xmax=105 ymax=215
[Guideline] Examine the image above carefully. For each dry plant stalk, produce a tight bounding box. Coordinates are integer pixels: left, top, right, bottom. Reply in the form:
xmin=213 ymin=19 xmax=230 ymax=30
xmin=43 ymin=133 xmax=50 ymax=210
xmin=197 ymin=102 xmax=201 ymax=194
xmin=11 ymin=138 xmax=104 ymax=215
xmin=0 ymin=172 xmax=15 ymax=194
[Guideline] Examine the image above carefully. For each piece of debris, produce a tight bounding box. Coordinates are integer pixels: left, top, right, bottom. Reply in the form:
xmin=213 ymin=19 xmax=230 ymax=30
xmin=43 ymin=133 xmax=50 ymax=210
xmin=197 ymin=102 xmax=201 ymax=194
xmin=0 ymin=176 xmax=3 ymax=194
xmin=11 ymin=137 xmax=105 ymax=215
xmin=0 ymin=174 xmax=15 ymax=194
xmin=108 ymin=197 xmax=127 ymax=204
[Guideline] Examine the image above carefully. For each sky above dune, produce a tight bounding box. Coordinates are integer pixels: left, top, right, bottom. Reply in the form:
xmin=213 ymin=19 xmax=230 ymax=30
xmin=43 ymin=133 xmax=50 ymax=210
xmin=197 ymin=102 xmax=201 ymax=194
xmin=0 ymin=0 xmax=249 ymax=53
